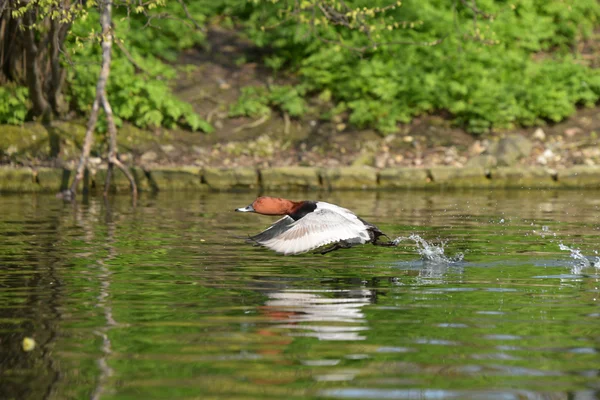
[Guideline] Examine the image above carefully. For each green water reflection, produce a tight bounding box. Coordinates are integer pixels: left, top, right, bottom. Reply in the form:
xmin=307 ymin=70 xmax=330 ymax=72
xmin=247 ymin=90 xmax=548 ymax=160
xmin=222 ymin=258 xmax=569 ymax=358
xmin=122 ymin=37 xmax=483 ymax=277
xmin=0 ymin=190 xmax=599 ymax=399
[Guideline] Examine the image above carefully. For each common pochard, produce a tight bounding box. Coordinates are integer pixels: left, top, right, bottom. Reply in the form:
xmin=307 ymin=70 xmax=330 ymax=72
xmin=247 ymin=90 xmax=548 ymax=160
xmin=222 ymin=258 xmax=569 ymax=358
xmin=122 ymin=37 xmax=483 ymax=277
xmin=235 ymin=196 xmax=394 ymax=255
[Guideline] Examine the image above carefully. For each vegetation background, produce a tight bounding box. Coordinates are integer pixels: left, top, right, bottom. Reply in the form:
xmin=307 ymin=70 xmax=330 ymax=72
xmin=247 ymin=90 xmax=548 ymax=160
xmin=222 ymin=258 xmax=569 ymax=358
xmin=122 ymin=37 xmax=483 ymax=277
xmin=1 ymin=0 xmax=600 ymax=144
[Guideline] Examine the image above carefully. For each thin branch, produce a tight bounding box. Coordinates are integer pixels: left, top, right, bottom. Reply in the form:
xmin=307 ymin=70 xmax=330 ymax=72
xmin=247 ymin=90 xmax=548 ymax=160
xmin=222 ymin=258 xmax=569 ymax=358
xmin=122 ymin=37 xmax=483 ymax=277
xmin=142 ymin=12 xmax=196 ymax=30
xmin=459 ymin=0 xmax=492 ymax=19
xmin=113 ymin=37 xmax=146 ymax=73
xmin=264 ymin=0 xmax=446 ymax=54
xmin=175 ymin=0 xmax=202 ymax=30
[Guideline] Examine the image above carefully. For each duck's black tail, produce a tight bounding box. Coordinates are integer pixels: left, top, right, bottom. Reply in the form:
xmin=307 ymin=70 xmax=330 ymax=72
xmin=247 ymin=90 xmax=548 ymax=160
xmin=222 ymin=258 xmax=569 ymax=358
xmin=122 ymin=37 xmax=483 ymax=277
xmin=370 ymin=230 xmax=398 ymax=247
xmin=373 ymin=236 xmax=397 ymax=247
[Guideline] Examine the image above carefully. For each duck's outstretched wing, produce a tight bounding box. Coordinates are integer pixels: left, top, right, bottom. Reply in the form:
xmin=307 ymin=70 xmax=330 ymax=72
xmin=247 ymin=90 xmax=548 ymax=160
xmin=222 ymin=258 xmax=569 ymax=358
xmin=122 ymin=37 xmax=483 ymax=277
xmin=255 ymin=209 xmax=370 ymax=255
xmin=249 ymin=216 xmax=295 ymax=243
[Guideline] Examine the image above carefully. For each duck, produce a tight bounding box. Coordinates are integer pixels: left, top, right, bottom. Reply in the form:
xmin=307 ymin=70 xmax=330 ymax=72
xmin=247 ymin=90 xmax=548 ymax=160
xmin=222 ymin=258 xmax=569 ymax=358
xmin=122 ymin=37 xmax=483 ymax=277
xmin=235 ymin=196 xmax=394 ymax=255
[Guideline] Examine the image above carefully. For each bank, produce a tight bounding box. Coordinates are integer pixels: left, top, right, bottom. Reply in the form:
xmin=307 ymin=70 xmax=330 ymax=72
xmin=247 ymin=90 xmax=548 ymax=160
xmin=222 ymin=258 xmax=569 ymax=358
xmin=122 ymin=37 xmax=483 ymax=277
xmin=1 ymin=165 xmax=600 ymax=194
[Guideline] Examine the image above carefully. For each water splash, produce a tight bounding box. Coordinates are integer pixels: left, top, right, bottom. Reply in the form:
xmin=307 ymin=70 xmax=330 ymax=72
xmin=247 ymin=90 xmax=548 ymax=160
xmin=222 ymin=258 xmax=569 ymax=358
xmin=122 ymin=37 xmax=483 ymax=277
xmin=393 ymin=234 xmax=464 ymax=264
xmin=558 ymin=243 xmax=600 ymax=274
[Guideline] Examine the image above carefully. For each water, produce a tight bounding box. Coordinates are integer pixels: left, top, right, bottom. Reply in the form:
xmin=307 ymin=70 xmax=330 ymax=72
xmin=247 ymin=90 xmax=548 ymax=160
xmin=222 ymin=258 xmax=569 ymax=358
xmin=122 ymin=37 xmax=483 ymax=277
xmin=1 ymin=190 xmax=600 ymax=399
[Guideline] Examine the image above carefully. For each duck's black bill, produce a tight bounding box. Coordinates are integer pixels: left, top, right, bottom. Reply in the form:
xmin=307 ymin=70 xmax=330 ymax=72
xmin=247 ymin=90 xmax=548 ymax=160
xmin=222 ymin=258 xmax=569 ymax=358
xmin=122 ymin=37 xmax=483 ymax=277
xmin=235 ymin=204 xmax=255 ymax=212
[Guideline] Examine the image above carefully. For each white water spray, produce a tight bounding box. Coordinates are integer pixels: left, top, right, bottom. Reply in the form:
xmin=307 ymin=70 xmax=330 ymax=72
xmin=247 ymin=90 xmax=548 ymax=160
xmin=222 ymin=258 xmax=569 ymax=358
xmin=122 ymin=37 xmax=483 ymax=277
xmin=558 ymin=243 xmax=600 ymax=274
xmin=393 ymin=234 xmax=464 ymax=264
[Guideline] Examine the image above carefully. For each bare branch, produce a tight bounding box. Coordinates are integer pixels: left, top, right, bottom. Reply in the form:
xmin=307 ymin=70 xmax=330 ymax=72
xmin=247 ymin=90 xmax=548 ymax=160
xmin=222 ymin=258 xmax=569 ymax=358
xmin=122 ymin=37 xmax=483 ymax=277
xmin=62 ymin=0 xmax=138 ymax=200
xmin=98 ymin=0 xmax=137 ymax=198
xmin=66 ymin=95 xmax=99 ymax=198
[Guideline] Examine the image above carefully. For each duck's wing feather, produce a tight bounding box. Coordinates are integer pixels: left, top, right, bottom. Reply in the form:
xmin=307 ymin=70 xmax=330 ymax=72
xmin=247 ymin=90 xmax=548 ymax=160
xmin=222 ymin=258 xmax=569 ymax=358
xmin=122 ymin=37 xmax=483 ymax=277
xmin=249 ymin=216 xmax=295 ymax=243
xmin=256 ymin=209 xmax=370 ymax=255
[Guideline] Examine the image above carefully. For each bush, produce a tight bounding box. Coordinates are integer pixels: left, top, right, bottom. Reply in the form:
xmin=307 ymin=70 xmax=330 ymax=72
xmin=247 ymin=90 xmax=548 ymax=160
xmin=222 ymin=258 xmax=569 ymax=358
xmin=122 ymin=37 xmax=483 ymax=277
xmin=229 ymin=85 xmax=307 ymax=118
xmin=0 ymin=85 xmax=29 ymax=125
xmin=236 ymin=0 xmax=600 ymax=133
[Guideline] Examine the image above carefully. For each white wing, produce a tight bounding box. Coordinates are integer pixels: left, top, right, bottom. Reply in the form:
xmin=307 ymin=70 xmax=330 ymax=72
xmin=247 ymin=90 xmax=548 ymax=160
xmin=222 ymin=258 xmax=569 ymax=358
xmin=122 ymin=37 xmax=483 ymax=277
xmin=258 ymin=208 xmax=370 ymax=255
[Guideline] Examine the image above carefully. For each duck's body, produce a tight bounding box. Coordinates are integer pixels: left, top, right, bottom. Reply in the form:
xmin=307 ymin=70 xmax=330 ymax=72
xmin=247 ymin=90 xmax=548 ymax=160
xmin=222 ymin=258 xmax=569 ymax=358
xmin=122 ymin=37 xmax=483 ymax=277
xmin=235 ymin=197 xmax=392 ymax=255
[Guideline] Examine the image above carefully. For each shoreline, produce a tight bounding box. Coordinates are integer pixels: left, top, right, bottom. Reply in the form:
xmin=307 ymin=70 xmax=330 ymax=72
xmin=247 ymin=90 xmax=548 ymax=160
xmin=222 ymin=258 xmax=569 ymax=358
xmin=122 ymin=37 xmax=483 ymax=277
xmin=1 ymin=165 xmax=599 ymax=193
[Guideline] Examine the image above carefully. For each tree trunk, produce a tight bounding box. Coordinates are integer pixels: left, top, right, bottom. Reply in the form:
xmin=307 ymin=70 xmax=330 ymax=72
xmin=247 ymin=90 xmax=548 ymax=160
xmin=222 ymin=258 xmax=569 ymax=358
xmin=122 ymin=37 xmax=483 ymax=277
xmin=23 ymin=11 xmax=50 ymax=119
xmin=47 ymin=17 xmax=69 ymax=115
xmin=1 ymin=2 xmax=69 ymax=118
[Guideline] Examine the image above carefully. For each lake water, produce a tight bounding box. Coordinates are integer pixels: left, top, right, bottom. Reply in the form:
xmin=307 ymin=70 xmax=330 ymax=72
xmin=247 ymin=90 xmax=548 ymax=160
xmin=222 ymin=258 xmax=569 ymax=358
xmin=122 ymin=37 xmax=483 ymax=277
xmin=1 ymin=190 xmax=599 ymax=399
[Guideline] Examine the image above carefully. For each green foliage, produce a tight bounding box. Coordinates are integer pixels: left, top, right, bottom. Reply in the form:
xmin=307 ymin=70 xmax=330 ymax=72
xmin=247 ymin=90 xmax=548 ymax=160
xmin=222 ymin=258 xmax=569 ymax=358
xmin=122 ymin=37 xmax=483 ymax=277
xmin=65 ymin=5 xmax=213 ymax=132
xmin=122 ymin=1 xmax=207 ymax=62
xmin=4 ymin=0 xmax=600 ymax=136
xmin=229 ymin=87 xmax=271 ymax=118
xmin=0 ymin=86 xmax=30 ymax=125
xmin=238 ymin=0 xmax=600 ymax=133
xmin=268 ymin=85 xmax=307 ymax=117
xmin=229 ymin=85 xmax=307 ymax=118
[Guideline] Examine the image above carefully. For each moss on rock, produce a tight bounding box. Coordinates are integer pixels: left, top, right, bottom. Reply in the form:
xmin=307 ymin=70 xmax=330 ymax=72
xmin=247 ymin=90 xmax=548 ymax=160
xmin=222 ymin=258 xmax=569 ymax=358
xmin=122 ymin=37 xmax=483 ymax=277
xmin=202 ymin=167 xmax=258 ymax=190
xmin=35 ymin=168 xmax=72 ymax=192
xmin=320 ymin=166 xmax=377 ymax=190
xmin=0 ymin=167 xmax=39 ymax=192
xmin=1 ymin=123 xmax=49 ymax=159
xmin=491 ymin=167 xmax=556 ymax=188
xmin=92 ymin=167 xmax=151 ymax=193
xmin=378 ymin=168 xmax=428 ymax=189
xmin=147 ymin=166 xmax=205 ymax=191
xmin=558 ymin=166 xmax=600 ymax=188
xmin=260 ymin=167 xmax=321 ymax=190
xmin=428 ymin=167 xmax=491 ymax=188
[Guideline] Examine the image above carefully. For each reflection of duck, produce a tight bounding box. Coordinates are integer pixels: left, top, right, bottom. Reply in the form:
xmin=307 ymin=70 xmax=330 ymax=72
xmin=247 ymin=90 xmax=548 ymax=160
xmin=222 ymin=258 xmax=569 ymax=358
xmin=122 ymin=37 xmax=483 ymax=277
xmin=235 ymin=196 xmax=394 ymax=255
xmin=260 ymin=289 xmax=373 ymax=341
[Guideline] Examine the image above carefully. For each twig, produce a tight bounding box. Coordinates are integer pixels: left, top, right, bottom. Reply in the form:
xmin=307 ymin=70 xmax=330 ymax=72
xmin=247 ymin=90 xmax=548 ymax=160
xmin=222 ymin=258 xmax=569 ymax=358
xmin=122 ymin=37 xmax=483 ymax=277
xmin=113 ymin=36 xmax=146 ymax=73
xmin=205 ymin=105 xmax=221 ymax=123
xmin=175 ymin=0 xmax=203 ymax=30
xmin=283 ymin=112 xmax=290 ymax=135
xmin=233 ymin=114 xmax=270 ymax=133
xmin=459 ymin=0 xmax=492 ymax=19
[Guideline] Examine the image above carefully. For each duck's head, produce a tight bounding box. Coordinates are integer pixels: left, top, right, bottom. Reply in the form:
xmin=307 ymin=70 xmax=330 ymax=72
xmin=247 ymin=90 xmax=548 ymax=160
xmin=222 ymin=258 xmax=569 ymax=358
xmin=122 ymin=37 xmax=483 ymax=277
xmin=235 ymin=197 xmax=300 ymax=216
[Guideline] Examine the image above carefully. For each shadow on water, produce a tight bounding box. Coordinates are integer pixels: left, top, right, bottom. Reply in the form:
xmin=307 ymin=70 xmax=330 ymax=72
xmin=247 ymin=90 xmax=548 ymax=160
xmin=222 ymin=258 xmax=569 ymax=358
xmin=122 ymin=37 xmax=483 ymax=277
xmin=0 ymin=190 xmax=600 ymax=399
